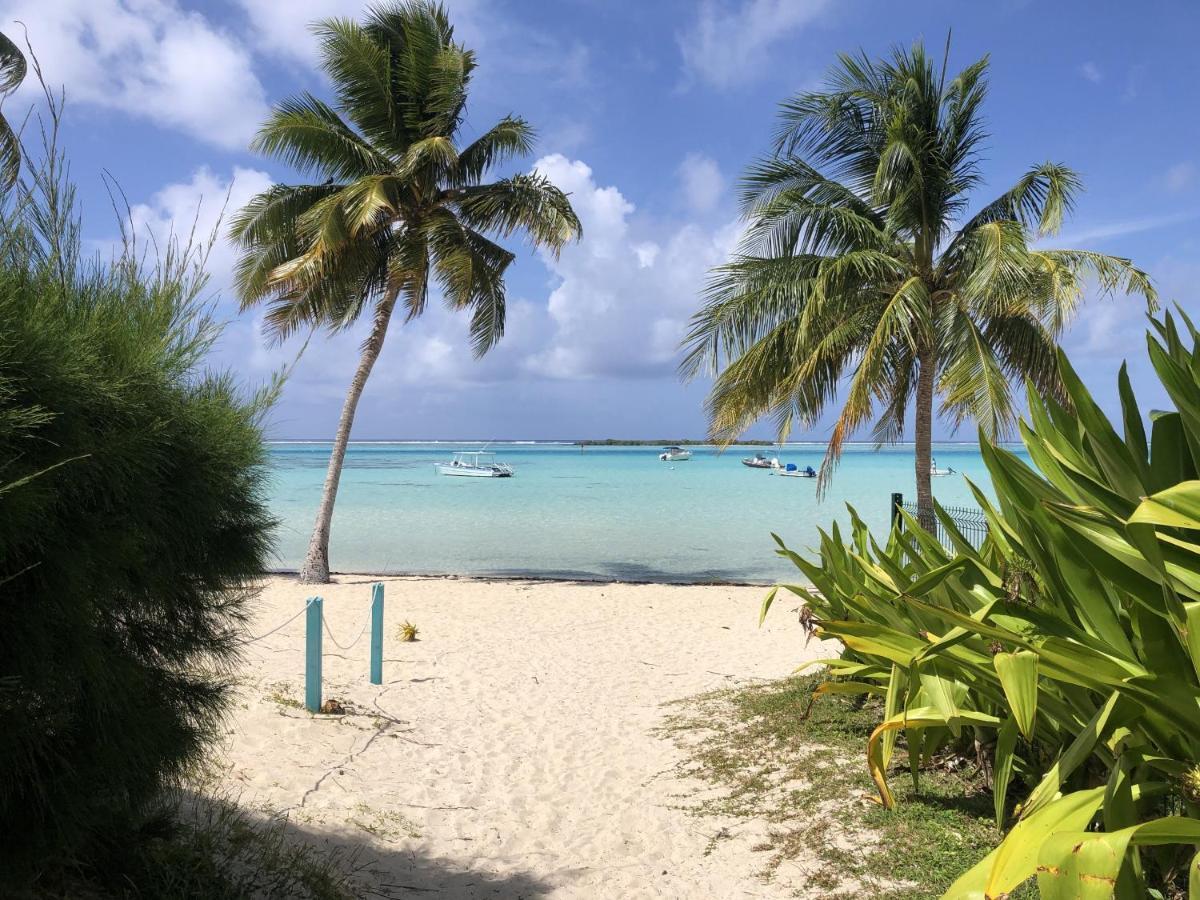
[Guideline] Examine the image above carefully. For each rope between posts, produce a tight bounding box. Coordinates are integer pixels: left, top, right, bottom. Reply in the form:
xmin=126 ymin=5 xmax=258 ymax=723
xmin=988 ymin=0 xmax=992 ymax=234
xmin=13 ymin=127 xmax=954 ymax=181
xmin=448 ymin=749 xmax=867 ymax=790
xmin=236 ymin=605 xmax=308 ymax=646
xmin=322 ymin=610 xmax=371 ymax=650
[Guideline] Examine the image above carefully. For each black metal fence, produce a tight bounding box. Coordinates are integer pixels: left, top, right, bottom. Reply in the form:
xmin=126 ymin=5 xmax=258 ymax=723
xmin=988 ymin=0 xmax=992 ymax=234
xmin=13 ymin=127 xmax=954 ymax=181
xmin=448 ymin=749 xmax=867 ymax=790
xmin=890 ymin=492 xmax=989 ymax=551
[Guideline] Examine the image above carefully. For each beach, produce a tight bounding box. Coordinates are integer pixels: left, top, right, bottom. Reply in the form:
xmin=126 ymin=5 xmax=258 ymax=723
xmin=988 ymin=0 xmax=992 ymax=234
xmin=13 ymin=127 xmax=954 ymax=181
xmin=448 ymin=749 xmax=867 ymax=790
xmin=210 ymin=574 xmax=835 ymax=898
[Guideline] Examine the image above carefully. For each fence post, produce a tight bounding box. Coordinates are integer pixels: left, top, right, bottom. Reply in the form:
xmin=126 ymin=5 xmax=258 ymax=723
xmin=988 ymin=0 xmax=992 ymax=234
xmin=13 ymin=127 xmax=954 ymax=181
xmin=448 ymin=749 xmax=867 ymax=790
xmin=370 ymin=582 xmax=384 ymax=685
xmin=305 ymin=597 xmax=323 ymax=712
xmin=890 ymin=492 xmax=903 ymax=530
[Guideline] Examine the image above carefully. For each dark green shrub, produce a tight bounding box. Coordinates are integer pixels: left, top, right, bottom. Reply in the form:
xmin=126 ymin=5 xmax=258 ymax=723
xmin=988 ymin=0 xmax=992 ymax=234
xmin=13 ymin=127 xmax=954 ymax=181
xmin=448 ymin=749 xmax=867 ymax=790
xmin=0 ymin=126 xmax=276 ymax=884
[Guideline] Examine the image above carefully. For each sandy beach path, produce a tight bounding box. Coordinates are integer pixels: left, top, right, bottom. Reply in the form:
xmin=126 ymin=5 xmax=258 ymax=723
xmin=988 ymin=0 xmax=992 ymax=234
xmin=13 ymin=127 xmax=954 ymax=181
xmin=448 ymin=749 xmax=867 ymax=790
xmin=214 ymin=575 xmax=833 ymax=898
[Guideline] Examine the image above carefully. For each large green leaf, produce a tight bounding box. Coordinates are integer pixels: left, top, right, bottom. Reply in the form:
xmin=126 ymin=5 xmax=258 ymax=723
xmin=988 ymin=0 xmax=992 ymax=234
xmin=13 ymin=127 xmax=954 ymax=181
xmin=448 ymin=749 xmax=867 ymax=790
xmin=1129 ymin=481 xmax=1200 ymax=530
xmin=993 ymin=650 xmax=1038 ymax=740
xmin=942 ymin=787 xmax=1106 ymax=899
xmin=993 ymin=716 xmax=1018 ymax=828
xmin=1035 ymin=828 xmax=1134 ymax=899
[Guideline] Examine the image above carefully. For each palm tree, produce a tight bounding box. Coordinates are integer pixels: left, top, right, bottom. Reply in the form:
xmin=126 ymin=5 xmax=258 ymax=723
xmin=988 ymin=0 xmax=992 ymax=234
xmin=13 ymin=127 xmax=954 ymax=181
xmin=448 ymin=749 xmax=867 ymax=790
xmin=680 ymin=40 xmax=1155 ymax=523
xmin=232 ymin=1 xmax=581 ymax=583
xmin=0 ymin=30 xmax=27 ymax=189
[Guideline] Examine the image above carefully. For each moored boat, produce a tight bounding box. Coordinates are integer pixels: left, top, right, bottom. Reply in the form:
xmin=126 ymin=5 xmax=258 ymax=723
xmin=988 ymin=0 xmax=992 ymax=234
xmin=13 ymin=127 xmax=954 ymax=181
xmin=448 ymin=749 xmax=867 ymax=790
xmin=659 ymin=446 xmax=692 ymax=461
xmin=930 ymin=457 xmax=955 ymax=477
xmin=742 ymin=451 xmax=780 ymax=469
xmin=435 ymin=450 xmax=514 ymax=477
xmin=772 ymin=463 xmax=817 ymax=478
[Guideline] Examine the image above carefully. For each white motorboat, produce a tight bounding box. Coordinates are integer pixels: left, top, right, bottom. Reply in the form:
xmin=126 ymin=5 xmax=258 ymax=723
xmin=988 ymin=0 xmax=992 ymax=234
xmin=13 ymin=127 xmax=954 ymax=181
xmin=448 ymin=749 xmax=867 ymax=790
xmin=772 ymin=463 xmax=817 ymax=478
xmin=435 ymin=450 xmax=514 ymax=477
xmin=659 ymin=446 xmax=692 ymax=461
xmin=742 ymin=452 xmax=780 ymax=469
xmin=930 ymin=457 xmax=955 ymax=477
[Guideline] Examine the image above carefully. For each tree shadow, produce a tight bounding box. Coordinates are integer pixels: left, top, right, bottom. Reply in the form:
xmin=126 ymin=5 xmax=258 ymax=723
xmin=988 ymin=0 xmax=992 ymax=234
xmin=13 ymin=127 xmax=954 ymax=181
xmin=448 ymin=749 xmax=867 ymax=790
xmin=180 ymin=790 xmax=556 ymax=899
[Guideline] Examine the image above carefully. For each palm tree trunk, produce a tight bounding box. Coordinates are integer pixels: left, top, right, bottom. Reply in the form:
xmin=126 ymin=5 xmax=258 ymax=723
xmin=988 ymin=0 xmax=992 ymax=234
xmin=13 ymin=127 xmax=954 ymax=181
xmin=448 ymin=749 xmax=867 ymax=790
xmin=298 ymin=289 xmax=399 ymax=584
xmin=914 ymin=346 xmax=936 ymax=532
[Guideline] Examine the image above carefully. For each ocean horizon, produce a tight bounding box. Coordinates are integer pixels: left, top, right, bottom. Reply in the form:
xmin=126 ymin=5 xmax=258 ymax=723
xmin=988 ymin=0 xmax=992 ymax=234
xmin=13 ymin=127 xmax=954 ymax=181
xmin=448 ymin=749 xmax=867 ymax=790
xmin=265 ymin=440 xmax=1023 ymax=583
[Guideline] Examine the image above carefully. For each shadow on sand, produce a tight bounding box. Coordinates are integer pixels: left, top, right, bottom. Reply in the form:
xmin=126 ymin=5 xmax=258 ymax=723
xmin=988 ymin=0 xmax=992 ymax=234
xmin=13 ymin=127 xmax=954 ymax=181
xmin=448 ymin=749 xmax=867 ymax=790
xmin=180 ymin=790 xmax=555 ymax=900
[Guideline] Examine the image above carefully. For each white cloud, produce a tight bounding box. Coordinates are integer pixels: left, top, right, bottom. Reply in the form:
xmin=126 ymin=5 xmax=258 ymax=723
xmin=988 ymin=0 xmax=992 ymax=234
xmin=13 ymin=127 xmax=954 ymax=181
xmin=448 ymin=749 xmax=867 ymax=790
xmin=1165 ymin=162 xmax=1197 ymax=193
xmin=1050 ymin=210 xmax=1200 ymax=246
xmin=0 ymin=0 xmax=268 ymax=149
xmin=678 ymin=152 xmax=724 ymax=213
xmin=232 ymin=0 xmax=486 ymax=65
xmin=1079 ymin=61 xmax=1102 ymax=83
xmin=127 ymin=165 xmax=274 ymax=286
xmin=679 ymin=0 xmax=830 ymax=88
xmin=523 ymin=154 xmax=739 ymax=379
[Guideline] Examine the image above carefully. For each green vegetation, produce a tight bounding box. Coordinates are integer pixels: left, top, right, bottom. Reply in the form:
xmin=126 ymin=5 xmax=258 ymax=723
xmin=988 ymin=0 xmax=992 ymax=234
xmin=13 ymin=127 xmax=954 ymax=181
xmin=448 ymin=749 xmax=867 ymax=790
xmin=664 ymin=675 xmax=1033 ymax=898
xmin=39 ymin=793 xmax=355 ymax=900
xmin=681 ymin=39 xmax=1154 ymax=521
xmin=233 ymin=0 xmax=581 ymax=583
xmin=0 ymin=105 xmax=276 ymax=887
xmin=766 ymin=312 xmax=1200 ymax=896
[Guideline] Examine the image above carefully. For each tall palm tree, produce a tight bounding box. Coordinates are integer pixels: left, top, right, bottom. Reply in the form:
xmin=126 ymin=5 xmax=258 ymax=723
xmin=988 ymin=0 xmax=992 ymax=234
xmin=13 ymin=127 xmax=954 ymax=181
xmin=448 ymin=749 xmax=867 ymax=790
xmin=0 ymin=30 xmax=27 ymax=189
xmin=681 ymin=40 xmax=1155 ymax=523
xmin=232 ymin=1 xmax=581 ymax=583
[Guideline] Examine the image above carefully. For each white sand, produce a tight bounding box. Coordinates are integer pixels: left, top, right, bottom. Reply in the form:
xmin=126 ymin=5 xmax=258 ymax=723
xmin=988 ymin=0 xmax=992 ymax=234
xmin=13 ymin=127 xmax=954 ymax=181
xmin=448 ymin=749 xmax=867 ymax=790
xmin=212 ymin=575 xmax=835 ymax=898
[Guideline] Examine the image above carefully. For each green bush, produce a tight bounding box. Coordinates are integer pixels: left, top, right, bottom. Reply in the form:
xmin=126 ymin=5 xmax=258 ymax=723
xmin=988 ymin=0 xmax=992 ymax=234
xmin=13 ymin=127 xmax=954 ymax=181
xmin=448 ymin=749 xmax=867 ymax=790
xmin=0 ymin=135 xmax=275 ymax=883
xmin=768 ymin=311 xmax=1200 ymax=897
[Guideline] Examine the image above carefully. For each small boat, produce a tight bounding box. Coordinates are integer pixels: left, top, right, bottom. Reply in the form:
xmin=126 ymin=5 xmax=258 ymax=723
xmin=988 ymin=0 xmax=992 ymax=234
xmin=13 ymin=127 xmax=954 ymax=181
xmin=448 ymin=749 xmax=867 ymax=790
xmin=930 ymin=457 xmax=956 ymax=477
xmin=742 ymin=452 xmax=780 ymax=469
xmin=773 ymin=463 xmax=817 ymax=478
xmin=659 ymin=446 xmax=692 ymax=461
xmin=435 ymin=450 xmax=514 ymax=477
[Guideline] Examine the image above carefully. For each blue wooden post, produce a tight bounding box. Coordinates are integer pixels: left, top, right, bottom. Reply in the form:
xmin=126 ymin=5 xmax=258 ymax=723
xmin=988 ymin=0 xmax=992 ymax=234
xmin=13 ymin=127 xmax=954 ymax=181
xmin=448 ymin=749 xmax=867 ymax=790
xmin=305 ymin=597 xmax=323 ymax=712
xmin=370 ymin=582 xmax=384 ymax=685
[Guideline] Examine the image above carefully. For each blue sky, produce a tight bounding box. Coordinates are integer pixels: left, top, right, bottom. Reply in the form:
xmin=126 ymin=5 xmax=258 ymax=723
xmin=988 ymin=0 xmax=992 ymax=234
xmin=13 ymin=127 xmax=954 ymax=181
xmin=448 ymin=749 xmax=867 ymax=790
xmin=3 ymin=0 xmax=1197 ymax=440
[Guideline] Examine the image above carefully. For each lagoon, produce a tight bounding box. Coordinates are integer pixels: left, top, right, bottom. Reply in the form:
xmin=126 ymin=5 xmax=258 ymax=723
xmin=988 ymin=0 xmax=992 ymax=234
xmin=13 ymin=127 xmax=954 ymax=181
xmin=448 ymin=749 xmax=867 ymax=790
xmin=266 ymin=441 xmax=1023 ymax=583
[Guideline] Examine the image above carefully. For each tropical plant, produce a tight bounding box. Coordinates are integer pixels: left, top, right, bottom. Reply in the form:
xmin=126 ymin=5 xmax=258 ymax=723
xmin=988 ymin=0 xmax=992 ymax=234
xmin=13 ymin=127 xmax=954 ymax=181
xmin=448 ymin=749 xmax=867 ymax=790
xmin=681 ymin=39 xmax=1154 ymax=521
xmin=0 ymin=30 xmax=25 ymax=189
xmin=764 ymin=310 xmax=1200 ymax=897
xmin=0 ymin=113 xmax=275 ymax=884
xmin=232 ymin=0 xmax=581 ymax=583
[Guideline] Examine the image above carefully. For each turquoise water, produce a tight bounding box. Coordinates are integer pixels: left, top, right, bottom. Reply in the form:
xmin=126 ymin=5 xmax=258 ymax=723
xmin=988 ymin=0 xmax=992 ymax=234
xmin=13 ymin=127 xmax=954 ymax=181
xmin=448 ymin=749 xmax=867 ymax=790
xmin=266 ymin=442 xmax=1023 ymax=583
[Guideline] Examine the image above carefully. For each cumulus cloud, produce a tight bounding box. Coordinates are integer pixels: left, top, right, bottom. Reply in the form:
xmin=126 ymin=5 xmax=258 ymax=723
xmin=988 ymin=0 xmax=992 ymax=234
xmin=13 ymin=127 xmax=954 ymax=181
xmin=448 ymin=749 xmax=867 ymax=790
xmin=0 ymin=0 xmax=268 ymax=149
xmin=679 ymin=0 xmax=830 ymax=88
xmin=232 ymin=0 xmax=486 ymax=66
xmin=678 ymin=152 xmax=724 ymax=213
xmin=1079 ymin=61 xmax=1102 ymax=83
xmin=126 ymin=165 xmax=274 ymax=288
xmin=523 ymin=154 xmax=739 ymax=379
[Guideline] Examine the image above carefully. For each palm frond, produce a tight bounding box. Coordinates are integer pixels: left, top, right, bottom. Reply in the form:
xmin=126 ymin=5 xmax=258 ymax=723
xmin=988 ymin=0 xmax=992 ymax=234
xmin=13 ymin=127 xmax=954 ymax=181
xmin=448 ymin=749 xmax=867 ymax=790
xmin=251 ymin=93 xmax=391 ymax=181
xmin=454 ymin=172 xmax=581 ymax=253
xmin=0 ymin=30 xmax=26 ymax=190
xmin=455 ymin=116 xmax=536 ymax=185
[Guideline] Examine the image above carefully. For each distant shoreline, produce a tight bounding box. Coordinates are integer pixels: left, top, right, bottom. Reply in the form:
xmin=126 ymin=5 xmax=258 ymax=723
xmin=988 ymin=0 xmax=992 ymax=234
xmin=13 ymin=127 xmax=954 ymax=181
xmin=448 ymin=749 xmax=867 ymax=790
xmin=264 ymin=568 xmax=777 ymax=588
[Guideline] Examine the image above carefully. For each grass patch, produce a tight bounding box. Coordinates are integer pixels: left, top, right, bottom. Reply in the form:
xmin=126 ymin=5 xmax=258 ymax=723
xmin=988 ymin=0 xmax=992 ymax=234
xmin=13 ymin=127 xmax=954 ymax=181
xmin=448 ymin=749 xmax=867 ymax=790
xmin=661 ymin=674 xmax=1033 ymax=899
xmin=348 ymin=802 xmax=421 ymax=841
xmin=29 ymin=794 xmax=357 ymax=899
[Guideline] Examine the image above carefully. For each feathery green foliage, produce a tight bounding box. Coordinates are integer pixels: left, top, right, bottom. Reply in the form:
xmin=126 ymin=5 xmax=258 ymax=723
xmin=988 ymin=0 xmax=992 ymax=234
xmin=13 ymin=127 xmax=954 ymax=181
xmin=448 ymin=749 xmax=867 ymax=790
xmin=681 ymin=39 xmax=1155 ymax=508
xmin=766 ymin=311 xmax=1200 ymax=897
xmin=0 ymin=105 xmax=275 ymax=885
